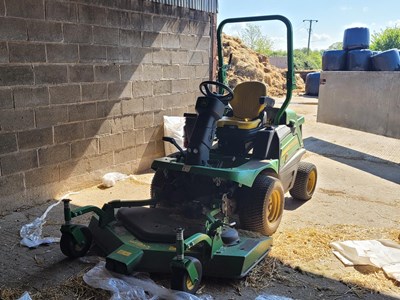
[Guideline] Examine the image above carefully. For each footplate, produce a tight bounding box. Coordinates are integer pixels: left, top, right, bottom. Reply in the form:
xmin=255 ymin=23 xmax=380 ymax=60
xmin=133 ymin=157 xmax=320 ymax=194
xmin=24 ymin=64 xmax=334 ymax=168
xmin=106 ymin=244 xmax=144 ymax=274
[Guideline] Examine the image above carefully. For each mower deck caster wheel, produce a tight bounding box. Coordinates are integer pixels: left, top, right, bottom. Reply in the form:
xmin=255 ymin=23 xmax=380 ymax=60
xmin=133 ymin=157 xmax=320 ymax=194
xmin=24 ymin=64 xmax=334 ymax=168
xmin=171 ymin=257 xmax=202 ymax=294
xmin=60 ymin=225 xmax=92 ymax=258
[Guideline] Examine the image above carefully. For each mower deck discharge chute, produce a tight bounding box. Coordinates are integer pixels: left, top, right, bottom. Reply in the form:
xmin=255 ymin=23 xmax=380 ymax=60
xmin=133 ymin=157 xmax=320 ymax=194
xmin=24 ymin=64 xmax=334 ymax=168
xmin=60 ymin=15 xmax=317 ymax=294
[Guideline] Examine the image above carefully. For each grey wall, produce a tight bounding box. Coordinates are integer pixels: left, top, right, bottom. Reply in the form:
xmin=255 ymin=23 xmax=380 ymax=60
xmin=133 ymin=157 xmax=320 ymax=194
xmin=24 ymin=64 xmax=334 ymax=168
xmin=317 ymin=71 xmax=400 ymax=139
xmin=269 ymin=56 xmax=287 ymax=69
xmin=0 ymin=0 xmax=213 ymax=213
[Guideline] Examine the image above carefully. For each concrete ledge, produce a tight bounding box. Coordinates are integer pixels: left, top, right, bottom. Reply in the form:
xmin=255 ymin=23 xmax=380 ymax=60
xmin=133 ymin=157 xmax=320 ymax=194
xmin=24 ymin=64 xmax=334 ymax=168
xmin=317 ymin=71 xmax=400 ymax=139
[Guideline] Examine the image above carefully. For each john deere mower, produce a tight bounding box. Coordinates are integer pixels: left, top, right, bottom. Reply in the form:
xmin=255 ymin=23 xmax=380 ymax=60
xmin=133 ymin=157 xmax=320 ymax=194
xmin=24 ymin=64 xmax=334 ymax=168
xmin=60 ymin=15 xmax=317 ymax=294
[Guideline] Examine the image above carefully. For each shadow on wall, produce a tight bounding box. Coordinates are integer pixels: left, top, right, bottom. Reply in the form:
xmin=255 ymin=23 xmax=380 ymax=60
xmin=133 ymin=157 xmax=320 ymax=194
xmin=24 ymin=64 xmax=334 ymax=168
xmin=304 ymin=137 xmax=400 ymax=184
xmin=0 ymin=2 xmax=211 ymax=212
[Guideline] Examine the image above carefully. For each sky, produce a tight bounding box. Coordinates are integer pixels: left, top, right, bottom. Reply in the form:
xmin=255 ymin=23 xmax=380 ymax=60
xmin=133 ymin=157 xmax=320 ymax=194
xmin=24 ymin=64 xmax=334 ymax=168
xmin=217 ymin=0 xmax=400 ymax=51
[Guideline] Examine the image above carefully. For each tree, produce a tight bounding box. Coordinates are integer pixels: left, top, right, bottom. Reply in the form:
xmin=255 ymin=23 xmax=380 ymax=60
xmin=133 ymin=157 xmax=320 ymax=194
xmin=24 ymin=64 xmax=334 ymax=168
xmin=237 ymin=24 xmax=321 ymax=70
xmin=254 ymin=37 xmax=274 ymax=56
xmin=293 ymin=48 xmax=322 ymax=70
xmin=328 ymin=42 xmax=343 ymax=50
xmin=371 ymin=26 xmax=400 ymax=50
xmin=238 ymin=24 xmax=274 ymax=55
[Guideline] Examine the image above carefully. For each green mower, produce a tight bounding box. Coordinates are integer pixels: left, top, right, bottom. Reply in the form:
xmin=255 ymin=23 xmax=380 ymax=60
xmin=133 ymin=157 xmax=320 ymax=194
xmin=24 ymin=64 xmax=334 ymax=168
xmin=60 ymin=15 xmax=317 ymax=294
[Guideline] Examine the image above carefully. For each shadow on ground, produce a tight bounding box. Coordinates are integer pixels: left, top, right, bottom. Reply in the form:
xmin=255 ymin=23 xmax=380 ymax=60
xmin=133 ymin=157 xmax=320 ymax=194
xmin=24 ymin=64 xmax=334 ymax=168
xmin=1 ymin=201 xmax=399 ymax=300
xmin=304 ymin=137 xmax=400 ymax=184
xmin=284 ymin=196 xmax=307 ymax=211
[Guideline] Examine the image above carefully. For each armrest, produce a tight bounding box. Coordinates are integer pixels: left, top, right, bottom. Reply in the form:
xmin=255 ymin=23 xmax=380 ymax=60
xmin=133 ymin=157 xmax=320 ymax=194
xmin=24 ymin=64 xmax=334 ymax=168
xmin=259 ymin=96 xmax=275 ymax=108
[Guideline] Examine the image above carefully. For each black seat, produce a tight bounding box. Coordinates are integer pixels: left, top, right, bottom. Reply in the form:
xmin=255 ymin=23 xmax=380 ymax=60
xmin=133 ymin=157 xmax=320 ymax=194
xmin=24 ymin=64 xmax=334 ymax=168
xmin=116 ymin=207 xmax=205 ymax=243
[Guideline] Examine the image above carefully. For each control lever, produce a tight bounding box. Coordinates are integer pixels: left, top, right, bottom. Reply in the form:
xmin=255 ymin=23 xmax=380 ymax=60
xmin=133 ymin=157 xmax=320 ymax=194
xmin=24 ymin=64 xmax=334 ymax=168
xmin=162 ymin=137 xmax=185 ymax=157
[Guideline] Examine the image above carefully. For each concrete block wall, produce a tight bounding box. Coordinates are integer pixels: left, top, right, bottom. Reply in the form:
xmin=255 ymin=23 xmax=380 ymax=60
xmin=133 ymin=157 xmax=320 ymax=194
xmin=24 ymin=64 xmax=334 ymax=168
xmin=317 ymin=71 xmax=400 ymax=139
xmin=0 ymin=0 xmax=212 ymax=213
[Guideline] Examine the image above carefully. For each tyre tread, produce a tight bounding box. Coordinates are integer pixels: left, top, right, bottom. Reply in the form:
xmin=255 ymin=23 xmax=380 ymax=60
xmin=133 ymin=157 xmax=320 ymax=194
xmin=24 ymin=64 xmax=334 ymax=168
xmin=239 ymin=175 xmax=284 ymax=235
xmin=289 ymin=161 xmax=317 ymax=201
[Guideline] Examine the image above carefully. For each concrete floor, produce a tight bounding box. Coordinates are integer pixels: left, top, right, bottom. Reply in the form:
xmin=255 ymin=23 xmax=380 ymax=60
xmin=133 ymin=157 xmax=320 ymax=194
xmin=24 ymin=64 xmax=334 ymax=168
xmin=1 ymin=95 xmax=399 ymax=299
xmin=281 ymin=96 xmax=399 ymax=230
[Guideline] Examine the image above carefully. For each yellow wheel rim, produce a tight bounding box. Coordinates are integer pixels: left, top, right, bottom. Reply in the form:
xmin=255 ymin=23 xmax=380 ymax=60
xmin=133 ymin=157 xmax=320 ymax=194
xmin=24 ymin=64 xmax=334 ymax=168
xmin=186 ymin=276 xmax=195 ymax=291
xmin=267 ymin=189 xmax=282 ymax=223
xmin=307 ymin=170 xmax=316 ymax=194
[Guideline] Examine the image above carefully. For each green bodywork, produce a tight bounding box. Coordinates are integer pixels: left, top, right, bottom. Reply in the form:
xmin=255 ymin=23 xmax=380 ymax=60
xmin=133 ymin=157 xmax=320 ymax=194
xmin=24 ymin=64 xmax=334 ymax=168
xmin=62 ymin=201 xmax=272 ymax=278
xmin=88 ymin=213 xmax=272 ymax=278
xmin=151 ymin=156 xmax=279 ymax=187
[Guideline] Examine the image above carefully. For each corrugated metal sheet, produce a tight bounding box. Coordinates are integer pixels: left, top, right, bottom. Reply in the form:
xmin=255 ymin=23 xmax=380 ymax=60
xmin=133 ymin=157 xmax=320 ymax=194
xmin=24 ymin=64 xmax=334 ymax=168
xmin=150 ymin=0 xmax=218 ymax=13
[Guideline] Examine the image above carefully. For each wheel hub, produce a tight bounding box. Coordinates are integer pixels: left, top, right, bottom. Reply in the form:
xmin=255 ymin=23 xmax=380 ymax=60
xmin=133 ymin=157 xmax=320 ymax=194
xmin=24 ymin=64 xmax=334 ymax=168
xmin=307 ymin=170 xmax=316 ymax=193
xmin=267 ymin=190 xmax=282 ymax=223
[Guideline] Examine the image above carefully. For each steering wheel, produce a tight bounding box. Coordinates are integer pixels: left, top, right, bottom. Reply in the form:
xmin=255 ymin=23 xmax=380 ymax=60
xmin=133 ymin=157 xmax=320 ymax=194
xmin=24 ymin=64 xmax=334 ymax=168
xmin=199 ymin=81 xmax=234 ymax=103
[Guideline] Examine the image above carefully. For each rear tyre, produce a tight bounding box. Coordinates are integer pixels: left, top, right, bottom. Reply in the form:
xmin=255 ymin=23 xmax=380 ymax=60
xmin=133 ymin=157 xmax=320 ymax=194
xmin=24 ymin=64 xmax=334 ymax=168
xmin=150 ymin=169 xmax=167 ymax=200
xmin=171 ymin=257 xmax=202 ymax=294
xmin=290 ymin=162 xmax=317 ymax=201
xmin=150 ymin=169 xmax=181 ymax=207
xmin=239 ymin=175 xmax=284 ymax=236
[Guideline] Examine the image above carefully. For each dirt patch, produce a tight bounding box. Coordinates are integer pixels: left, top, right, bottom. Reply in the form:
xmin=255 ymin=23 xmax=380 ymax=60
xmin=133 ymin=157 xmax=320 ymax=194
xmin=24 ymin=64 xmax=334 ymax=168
xmin=221 ymin=34 xmax=305 ymax=96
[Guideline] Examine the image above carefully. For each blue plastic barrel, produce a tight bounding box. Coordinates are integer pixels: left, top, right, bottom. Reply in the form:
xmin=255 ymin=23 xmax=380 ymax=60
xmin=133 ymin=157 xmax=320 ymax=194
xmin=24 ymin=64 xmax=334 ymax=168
xmin=305 ymin=72 xmax=320 ymax=96
xmin=322 ymin=50 xmax=347 ymax=71
xmin=347 ymin=49 xmax=373 ymax=71
xmin=343 ymin=27 xmax=370 ymax=50
xmin=371 ymin=49 xmax=400 ymax=71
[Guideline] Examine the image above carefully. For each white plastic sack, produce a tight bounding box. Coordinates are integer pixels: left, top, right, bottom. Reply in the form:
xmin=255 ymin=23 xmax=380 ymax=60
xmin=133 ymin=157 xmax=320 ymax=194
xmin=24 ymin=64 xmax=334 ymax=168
xmin=102 ymin=172 xmax=136 ymax=188
xmin=83 ymin=261 xmax=213 ymax=300
xmin=20 ymin=192 xmax=78 ymax=248
xmin=163 ymin=116 xmax=185 ymax=156
xmin=331 ymin=239 xmax=400 ymax=282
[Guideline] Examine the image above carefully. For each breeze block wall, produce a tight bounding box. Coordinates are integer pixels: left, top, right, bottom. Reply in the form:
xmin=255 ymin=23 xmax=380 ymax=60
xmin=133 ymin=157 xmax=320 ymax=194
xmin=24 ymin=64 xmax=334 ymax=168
xmin=0 ymin=0 xmax=212 ymax=213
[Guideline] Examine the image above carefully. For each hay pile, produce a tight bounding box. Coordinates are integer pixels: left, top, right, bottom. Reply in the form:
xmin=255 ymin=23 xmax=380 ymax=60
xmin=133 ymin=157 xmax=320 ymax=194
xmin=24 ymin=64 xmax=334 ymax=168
xmin=268 ymin=225 xmax=400 ymax=296
xmin=222 ymin=34 xmax=305 ymax=97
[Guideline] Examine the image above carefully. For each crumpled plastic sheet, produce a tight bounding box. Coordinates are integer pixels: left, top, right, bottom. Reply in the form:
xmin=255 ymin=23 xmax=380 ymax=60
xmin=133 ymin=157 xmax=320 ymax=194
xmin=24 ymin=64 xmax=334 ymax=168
xmin=18 ymin=257 xmax=293 ymax=300
xmin=83 ymin=261 xmax=213 ymax=300
xmin=102 ymin=172 xmax=136 ymax=188
xmin=331 ymin=239 xmax=400 ymax=282
xmin=20 ymin=192 xmax=78 ymax=248
xmin=17 ymin=291 xmax=32 ymax=300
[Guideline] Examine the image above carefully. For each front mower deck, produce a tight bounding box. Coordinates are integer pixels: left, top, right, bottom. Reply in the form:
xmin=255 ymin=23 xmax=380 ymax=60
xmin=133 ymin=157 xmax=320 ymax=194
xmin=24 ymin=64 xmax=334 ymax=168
xmin=88 ymin=207 xmax=272 ymax=278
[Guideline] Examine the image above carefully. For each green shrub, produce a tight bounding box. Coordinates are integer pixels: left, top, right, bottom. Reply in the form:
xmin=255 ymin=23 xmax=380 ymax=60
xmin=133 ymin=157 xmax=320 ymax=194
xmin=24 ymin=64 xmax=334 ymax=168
xmin=293 ymin=48 xmax=322 ymax=70
xmin=371 ymin=26 xmax=400 ymax=50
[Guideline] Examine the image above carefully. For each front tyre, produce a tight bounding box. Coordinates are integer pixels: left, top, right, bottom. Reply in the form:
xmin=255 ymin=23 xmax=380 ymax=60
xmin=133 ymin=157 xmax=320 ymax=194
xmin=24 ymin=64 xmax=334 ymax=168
xmin=60 ymin=225 xmax=92 ymax=258
xmin=290 ymin=162 xmax=317 ymax=201
xmin=170 ymin=257 xmax=202 ymax=294
xmin=239 ymin=175 xmax=285 ymax=236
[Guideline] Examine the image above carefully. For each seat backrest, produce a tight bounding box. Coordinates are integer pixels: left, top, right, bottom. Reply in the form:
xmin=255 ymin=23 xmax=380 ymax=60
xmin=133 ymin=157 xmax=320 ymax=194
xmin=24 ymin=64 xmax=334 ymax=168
xmin=230 ymin=81 xmax=267 ymax=120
